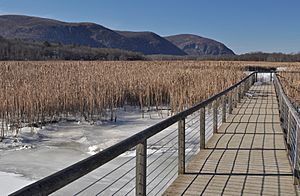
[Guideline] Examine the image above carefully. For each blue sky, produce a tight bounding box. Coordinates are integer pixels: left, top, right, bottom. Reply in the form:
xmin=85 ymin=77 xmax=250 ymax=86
xmin=0 ymin=0 xmax=299 ymax=54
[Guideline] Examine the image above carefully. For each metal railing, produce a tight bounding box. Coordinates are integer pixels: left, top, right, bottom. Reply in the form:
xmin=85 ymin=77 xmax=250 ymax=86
xmin=10 ymin=73 xmax=256 ymax=196
xmin=274 ymin=73 xmax=300 ymax=185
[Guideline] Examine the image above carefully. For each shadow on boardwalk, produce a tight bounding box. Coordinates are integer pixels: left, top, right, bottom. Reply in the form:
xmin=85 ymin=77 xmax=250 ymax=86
xmin=164 ymin=83 xmax=298 ymax=195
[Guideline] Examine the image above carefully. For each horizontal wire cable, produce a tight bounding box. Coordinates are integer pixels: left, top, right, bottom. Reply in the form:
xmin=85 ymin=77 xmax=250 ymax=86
xmin=186 ymin=139 xmax=201 ymax=161
xmin=147 ymin=145 xmax=178 ymax=185
xmin=147 ymin=139 xmax=178 ymax=176
xmin=185 ymin=113 xmax=200 ymax=124
xmin=186 ymin=134 xmax=200 ymax=150
xmin=185 ymin=127 xmax=198 ymax=138
xmin=74 ymin=156 xmax=136 ymax=195
xmin=206 ymin=122 xmax=213 ymax=128
xmin=147 ymin=133 xmax=178 ymax=164
xmin=147 ymin=153 xmax=178 ymax=194
xmin=112 ymin=175 xmax=135 ymax=195
xmin=149 ymin=158 xmax=178 ymax=195
xmin=185 ymin=122 xmax=200 ymax=133
xmin=95 ymin=165 xmax=136 ymax=195
xmin=76 ymin=108 xmax=216 ymax=195
xmin=185 ymin=123 xmax=200 ymax=139
xmin=185 ymin=149 xmax=199 ymax=162
xmin=148 ymin=127 xmax=178 ymax=148
xmin=186 ymin=136 xmax=200 ymax=152
xmin=185 ymin=129 xmax=200 ymax=145
xmin=124 ymin=186 xmax=135 ymax=196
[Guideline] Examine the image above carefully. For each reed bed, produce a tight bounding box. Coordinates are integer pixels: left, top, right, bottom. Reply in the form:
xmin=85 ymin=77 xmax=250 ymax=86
xmin=277 ymin=64 xmax=300 ymax=111
xmin=0 ymin=61 xmax=248 ymax=139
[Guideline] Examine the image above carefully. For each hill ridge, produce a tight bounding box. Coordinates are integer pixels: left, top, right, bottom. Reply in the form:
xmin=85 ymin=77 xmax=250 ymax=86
xmin=0 ymin=15 xmax=234 ymax=56
xmin=165 ymin=34 xmax=235 ymax=56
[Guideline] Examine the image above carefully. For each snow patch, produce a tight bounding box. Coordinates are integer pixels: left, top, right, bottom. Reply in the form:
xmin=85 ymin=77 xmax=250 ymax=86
xmin=0 ymin=171 xmax=34 ymax=196
xmin=0 ymin=106 xmax=212 ymax=194
xmin=88 ymin=145 xmax=102 ymax=155
xmin=254 ymin=81 xmax=263 ymax=85
xmin=245 ymin=92 xmax=254 ymax=97
xmin=276 ymin=67 xmax=287 ymax=71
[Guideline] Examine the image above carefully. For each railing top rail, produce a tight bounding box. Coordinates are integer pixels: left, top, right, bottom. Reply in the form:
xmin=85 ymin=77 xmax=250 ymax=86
xmin=245 ymin=66 xmax=276 ymax=73
xmin=10 ymin=72 xmax=255 ymax=196
xmin=276 ymin=70 xmax=300 ymax=74
xmin=274 ymin=74 xmax=300 ymax=125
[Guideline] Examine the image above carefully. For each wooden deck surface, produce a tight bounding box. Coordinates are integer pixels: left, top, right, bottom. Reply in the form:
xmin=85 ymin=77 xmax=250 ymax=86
xmin=164 ymin=83 xmax=298 ymax=195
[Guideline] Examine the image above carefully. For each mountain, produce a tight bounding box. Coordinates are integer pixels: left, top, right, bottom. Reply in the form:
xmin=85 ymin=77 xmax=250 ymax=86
xmin=0 ymin=15 xmax=185 ymax=55
xmin=117 ymin=31 xmax=186 ymax=55
xmin=0 ymin=15 xmax=235 ymax=56
xmin=165 ymin=34 xmax=235 ymax=56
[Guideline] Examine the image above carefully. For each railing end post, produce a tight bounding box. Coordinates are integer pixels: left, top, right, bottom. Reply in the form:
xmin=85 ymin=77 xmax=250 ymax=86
xmin=178 ymin=118 xmax=185 ymax=175
xmin=213 ymin=100 xmax=218 ymax=133
xmin=229 ymin=92 xmax=233 ymax=114
xmin=200 ymin=107 xmax=206 ymax=149
xmin=222 ymin=96 xmax=226 ymax=123
xmin=136 ymin=140 xmax=147 ymax=196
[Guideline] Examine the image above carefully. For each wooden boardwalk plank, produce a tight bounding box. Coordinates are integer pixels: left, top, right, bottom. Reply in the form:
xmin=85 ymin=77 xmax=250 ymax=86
xmin=163 ymin=83 xmax=298 ymax=195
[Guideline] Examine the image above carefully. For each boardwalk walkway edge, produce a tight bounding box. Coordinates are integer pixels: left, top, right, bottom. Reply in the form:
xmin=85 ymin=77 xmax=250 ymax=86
xmin=164 ymin=73 xmax=299 ymax=195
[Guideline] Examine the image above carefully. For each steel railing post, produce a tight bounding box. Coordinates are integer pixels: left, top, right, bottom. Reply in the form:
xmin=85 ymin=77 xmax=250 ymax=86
xmin=287 ymin=110 xmax=291 ymax=152
xmin=234 ymin=88 xmax=238 ymax=108
xmin=222 ymin=96 xmax=226 ymax=123
xmin=178 ymin=118 xmax=185 ymax=174
xmin=241 ymin=82 xmax=246 ymax=98
xmin=279 ymin=92 xmax=283 ymax=120
xmin=136 ymin=140 xmax=147 ymax=196
xmin=246 ymin=78 xmax=249 ymax=94
xmin=270 ymin=72 xmax=273 ymax=82
xmin=294 ymin=125 xmax=299 ymax=185
xmin=255 ymin=72 xmax=258 ymax=83
xmin=238 ymin=85 xmax=241 ymax=103
xmin=200 ymin=107 xmax=205 ymax=149
xmin=229 ymin=92 xmax=233 ymax=114
xmin=213 ymin=100 xmax=218 ymax=133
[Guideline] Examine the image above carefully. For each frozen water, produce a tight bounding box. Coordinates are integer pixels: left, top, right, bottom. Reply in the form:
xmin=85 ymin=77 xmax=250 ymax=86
xmin=0 ymin=107 xmax=175 ymax=195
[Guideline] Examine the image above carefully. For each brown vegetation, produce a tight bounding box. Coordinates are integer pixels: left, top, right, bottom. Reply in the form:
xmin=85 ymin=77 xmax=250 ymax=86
xmin=2 ymin=60 xmax=298 ymax=140
xmin=277 ymin=63 xmax=300 ymax=110
xmin=0 ymin=61 xmax=248 ymax=139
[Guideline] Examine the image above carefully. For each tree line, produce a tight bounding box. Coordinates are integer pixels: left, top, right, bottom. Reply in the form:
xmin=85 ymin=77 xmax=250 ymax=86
xmin=0 ymin=36 xmax=144 ymax=61
xmin=148 ymin=52 xmax=300 ymax=62
xmin=0 ymin=36 xmax=299 ymax=62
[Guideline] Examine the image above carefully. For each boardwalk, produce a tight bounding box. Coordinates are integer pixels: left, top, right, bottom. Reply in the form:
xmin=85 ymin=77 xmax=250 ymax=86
xmin=164 ymin=82 xmax=298 ymax=195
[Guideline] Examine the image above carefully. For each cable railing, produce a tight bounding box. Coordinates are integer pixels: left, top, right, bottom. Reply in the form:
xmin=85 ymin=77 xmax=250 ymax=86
xmin=274 ymin=73 xmax=300 ymax=185
xmin=10 ymin=72 xmax=256 ymax=196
